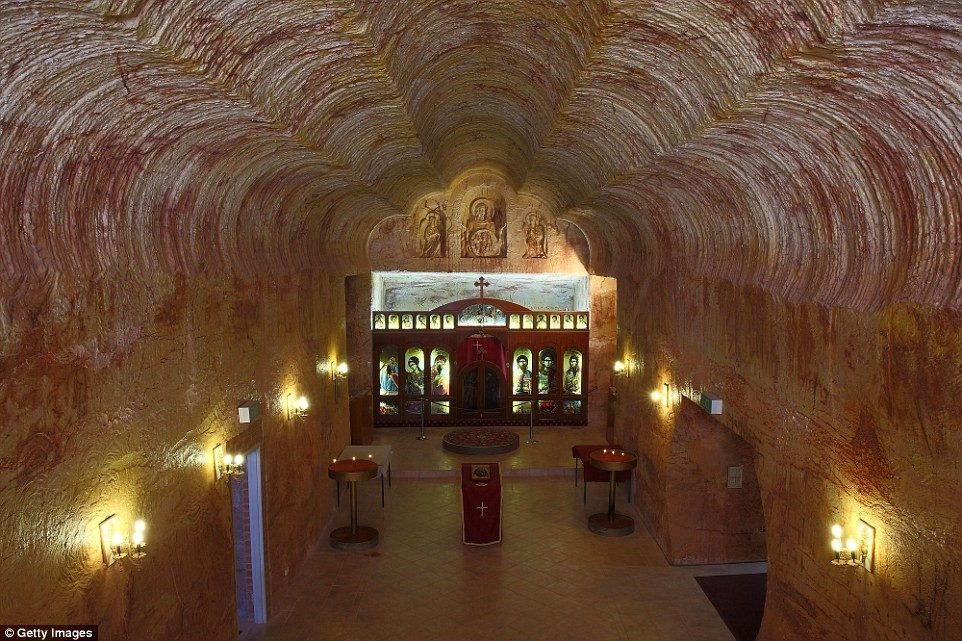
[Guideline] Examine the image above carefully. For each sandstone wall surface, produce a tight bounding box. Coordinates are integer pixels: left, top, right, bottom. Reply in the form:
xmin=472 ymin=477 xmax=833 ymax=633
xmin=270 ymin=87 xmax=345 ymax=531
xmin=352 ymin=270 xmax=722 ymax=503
xmin=613 ymin=270 xmax=961 ymax=641
xmin=0 ymin=269 xmax=349 ymax=641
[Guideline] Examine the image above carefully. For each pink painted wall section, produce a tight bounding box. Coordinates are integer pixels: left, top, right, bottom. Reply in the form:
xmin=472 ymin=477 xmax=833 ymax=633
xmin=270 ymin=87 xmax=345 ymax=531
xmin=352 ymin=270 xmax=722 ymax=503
xmin=0 ymin=269 xmax=349 ymax=641
xmin=613 ymin=271 xmax=962 ymax=641
xmin=666 ymin=399 xmax=766 ymax=565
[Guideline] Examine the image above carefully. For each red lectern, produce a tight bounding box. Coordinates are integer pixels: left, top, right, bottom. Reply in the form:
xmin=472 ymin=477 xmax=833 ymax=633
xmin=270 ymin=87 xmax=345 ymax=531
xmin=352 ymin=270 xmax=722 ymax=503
xmin=461 ymin=463 xmax=502 ymax=545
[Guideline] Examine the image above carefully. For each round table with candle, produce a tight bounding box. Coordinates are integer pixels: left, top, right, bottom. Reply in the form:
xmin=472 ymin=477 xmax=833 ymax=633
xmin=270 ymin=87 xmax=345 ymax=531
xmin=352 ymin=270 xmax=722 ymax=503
xmin=587 ymin=449 xmax=638 ymax=536
xmin=328 ymin=458 xmax=379 ymax=550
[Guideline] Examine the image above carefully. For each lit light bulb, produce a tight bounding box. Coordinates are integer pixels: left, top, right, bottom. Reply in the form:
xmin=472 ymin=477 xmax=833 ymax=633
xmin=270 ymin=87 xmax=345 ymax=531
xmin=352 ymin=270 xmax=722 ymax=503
xmin=613 ymin=361 xmax=626 ymax=373
xmin=297 ymin=396 xmax=309 ymax=412
xmin=132 ymin=530 xmax=144 ymax=546
xmin=831 ymin=524 xmax=843 ymax=539
xmin=649 ymin=390 xmax=662 ymax=402
xmin=233 ymin=454 xmax=244 ymax=466
xmin=832 ymin=539 xmax=842 ymax=552
xmin=111 ymin=531 xmax=123 ymax=547
xmin=846 ymin=538 xmax=858 ymax=553
xmin=337 ymin=362 xmax=349 ymax=375
xmin=133 ymin=520 xmax=146 ymax=533
xmin=223 ymin=454 xmax=233 ymax=466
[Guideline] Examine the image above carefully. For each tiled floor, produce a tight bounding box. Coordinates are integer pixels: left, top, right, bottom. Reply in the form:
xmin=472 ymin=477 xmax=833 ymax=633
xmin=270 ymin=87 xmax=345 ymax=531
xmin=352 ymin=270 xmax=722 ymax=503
xmin=245 ymin=430 xmax=764 ymax=641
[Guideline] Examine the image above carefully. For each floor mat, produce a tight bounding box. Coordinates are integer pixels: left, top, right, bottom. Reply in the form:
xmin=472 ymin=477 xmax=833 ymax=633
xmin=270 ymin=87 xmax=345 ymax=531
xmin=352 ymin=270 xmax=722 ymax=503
xmin=695 ymin=573 xmax=767 ymax=641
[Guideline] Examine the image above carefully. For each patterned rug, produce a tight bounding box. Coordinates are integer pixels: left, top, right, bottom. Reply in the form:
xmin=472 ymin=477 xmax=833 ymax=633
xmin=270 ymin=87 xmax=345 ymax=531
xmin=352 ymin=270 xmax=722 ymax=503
xmin=442 ymin=428 xmax=520 ymax=456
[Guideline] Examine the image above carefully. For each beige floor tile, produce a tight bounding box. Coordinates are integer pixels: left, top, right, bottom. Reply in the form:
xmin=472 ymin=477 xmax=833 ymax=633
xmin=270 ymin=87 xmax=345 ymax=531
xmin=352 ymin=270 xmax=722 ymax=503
xmin=244 ymin=430 xmax=750 ymax=641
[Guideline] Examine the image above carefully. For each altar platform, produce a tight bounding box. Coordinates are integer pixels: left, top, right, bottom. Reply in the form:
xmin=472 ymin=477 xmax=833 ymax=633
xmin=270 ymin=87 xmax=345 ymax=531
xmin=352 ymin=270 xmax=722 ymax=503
xmin=370 ymin=424 xmax=609 ymax=479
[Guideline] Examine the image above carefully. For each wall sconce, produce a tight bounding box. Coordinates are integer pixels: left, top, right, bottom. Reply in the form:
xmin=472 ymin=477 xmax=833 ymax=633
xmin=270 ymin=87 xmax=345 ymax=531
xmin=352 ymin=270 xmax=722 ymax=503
xmin=332 ymin=361 xmax=348 ymax=400
xmin=99 ymin=515 xmax=147 ymax=564
xmin=331 ymin=361 xmax=349 ymax=381
xmin=649 ymin=389 xmax=662 ymax=403
xmin=830 ymin=520 xmax=875 ymax=572
xmin=131 ymin=520 xmax=147 ymax=558
xmin=286 ymin=393 xmax=309 ymax=420
xmin=615 ymin=357 xmax=634 ymax=378
xmin=214 ymin=444 xmax=245 ymax=479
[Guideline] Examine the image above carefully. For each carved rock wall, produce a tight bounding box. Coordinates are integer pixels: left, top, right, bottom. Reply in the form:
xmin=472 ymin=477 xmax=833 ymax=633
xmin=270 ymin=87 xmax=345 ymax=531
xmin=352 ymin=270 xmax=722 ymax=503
xmin=665 ymin=399 xmax=767 ymax=565
xmin=0 ymin=269 xmax=349 ymax=641
xmin=613 ymin=268 xmax=962 ymax=641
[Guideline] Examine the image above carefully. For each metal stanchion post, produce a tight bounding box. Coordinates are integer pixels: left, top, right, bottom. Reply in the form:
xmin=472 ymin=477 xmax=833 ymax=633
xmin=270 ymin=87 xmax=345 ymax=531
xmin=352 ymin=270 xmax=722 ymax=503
xmin=416 ymin=398 xmax=428 ymax=440
xmin=526 ymin=404 xmax=538 ymax=444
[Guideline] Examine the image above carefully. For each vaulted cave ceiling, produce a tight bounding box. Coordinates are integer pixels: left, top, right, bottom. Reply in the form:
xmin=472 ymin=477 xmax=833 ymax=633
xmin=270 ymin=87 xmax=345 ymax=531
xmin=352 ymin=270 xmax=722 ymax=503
xmin=3 ymin=1 xmax=961 ymax=310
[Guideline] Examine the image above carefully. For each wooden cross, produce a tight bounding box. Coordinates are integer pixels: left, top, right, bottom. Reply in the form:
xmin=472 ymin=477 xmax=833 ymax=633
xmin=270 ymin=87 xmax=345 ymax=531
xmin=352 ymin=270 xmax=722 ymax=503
xmin=474 ymin=339 xmax=486 ymax=359
xmin=474 ymin=276 xmax=489 ymax=299
xmin=477 ymin=502 xmax=488 ymax=517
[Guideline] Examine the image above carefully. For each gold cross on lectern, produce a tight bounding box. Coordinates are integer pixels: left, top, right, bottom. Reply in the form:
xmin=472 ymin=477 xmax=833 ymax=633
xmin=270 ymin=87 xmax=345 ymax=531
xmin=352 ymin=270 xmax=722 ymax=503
xmin=474 ymin=276 xmax=489 ymax=298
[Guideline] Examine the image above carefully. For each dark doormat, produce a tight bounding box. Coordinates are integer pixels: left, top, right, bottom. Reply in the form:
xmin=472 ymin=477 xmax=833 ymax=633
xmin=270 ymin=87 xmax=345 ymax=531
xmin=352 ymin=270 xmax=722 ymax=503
xmin=695 ymin=573 xmax=767 ymax=641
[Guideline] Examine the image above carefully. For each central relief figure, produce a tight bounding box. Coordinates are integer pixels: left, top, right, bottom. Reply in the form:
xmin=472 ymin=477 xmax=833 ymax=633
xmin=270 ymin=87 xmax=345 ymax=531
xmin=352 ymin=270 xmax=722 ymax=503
xmin=461 ymin=194 xmax=507 ymax=258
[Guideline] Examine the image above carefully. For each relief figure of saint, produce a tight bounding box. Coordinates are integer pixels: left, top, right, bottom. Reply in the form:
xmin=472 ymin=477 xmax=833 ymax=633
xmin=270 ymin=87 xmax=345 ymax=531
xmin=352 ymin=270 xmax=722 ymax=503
xmin=461 ymin=196 xmax=506 ymax=258
xmin=522 ymin=213 xmax=548 ymax=258
xmin=418 ymin=202 xmax=446 ymax=258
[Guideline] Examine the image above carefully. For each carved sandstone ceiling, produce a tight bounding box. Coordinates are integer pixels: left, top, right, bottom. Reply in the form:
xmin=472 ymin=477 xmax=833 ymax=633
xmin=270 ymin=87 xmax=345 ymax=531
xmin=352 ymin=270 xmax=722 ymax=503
xmin=2 ymin=1 xmax=961 ymax=310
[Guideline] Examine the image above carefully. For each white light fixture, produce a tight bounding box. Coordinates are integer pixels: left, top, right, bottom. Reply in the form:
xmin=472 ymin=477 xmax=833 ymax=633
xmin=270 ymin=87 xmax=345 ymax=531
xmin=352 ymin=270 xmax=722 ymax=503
xmin=215 ymin=444 xmax=245 ymax=478
xmin=131 ymin=519 xmax=147 ymax=558
xmin=613 ymin=360 xmax=626 ymax=376
xmin=286 ymin=393 xmax=309 ymax=420
xmin=830 ymin=520 xmax=875 ymax=571
xmin=100 ymin=514 xmax=147 ymax=564
xmin=331 ymin=361 xmax=349 ymax=399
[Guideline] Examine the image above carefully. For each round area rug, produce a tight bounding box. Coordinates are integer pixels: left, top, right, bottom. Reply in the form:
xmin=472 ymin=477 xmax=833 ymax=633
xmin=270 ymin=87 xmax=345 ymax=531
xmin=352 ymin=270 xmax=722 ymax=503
xmin=442 ymin=428 xmax=520 ymax=456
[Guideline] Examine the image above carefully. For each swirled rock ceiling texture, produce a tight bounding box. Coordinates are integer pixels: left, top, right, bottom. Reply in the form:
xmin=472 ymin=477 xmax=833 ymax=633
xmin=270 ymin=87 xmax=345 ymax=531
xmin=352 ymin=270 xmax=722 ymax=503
xmin=3 ymin=1 xmax=962 ymax=640
xmin=1 ymin=0 xmax=958 ymax=309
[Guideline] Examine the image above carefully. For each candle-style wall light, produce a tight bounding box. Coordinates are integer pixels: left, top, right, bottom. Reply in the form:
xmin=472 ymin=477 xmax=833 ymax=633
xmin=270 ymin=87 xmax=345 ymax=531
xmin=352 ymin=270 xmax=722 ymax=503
xmin=214 ymin=444 xmax=245 ymax=479
xmin=331 ymin=361 xmax=349 ymax=400
xmin=99 ymin=514 xmax=148 ymax=565
xmin=286 ymin=393 xmax=309 ymax=420
xmin=830 ymin=520 xmax=875 ymax=572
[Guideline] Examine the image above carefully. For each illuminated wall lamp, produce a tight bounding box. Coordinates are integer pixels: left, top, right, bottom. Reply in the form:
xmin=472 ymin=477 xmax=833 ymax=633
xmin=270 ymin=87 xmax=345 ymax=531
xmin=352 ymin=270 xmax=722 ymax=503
xmin=331 ymin=361 xmax=349 ymax=399
xmin=99 ymin=515 xmax=147 ymax=565
xmin=286 ymin=393 xmax=309 ymax=420
xmin=830 ymin=520 xmax=875 ymax=572
xmin=613 ymin=360 xmax=627 ymax=377
xmin=214 ymin=444 xmax=245 ymax=480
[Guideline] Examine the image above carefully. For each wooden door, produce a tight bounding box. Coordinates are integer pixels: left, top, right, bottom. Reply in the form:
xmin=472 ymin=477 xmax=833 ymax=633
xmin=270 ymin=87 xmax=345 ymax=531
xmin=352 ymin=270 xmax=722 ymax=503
xmin=459 ymin=362 xmax=505 ymax=420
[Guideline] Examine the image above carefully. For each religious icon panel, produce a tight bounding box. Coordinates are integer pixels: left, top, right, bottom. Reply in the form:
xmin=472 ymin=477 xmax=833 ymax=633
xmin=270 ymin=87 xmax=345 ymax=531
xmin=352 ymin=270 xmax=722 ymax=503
xmin=537 ymin=347 xmax=558 ymax=394
xmin=562 ymin=349 xmax=582 ymax=395
xmin=513 ymin=348 xmax=533 ymax=395
xmin=379 ymin=347 xmax=400 ymax=396
xmin=372 ymin=297 xmax=588 ymax=427
xmin=404 ymin=348 xmax=425 ymax=396
xmin=430 ymin=348 xmax=450 ymax=396
xmin=512 ymin=400 xmax=532 ymax=414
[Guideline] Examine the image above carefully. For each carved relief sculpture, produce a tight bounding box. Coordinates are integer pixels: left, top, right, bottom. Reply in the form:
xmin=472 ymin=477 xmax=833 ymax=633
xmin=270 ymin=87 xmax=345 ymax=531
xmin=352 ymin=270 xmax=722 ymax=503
xmin=522 ymin=212 xmax=548 ymax=258
xmin=461 ymin=194 xmax=507 ymax=258
xmin=418 ymin=201 xmax=446 ymax=258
